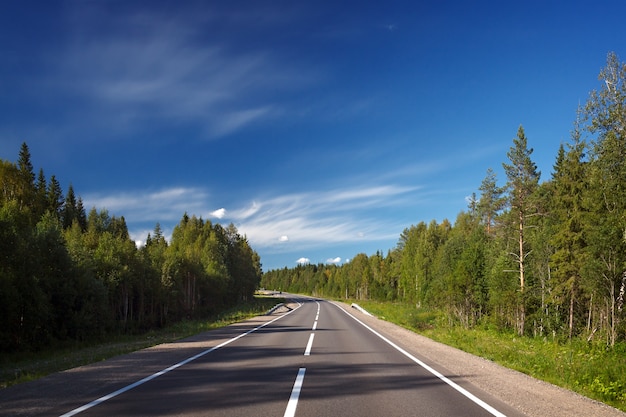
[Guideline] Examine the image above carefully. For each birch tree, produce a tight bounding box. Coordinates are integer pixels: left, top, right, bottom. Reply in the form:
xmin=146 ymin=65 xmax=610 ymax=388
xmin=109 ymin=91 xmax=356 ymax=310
xmin=584 ymin=52 xmax=626 ymax=345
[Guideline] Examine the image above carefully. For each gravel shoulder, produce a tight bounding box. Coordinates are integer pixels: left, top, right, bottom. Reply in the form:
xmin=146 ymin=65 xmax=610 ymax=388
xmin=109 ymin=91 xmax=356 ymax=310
xmin=339 ymin=301 xmax=625 ymax=417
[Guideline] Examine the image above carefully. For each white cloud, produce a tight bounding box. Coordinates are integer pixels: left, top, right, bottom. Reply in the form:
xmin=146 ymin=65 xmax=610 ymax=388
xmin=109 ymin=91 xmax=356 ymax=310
xmin=211 ymin=208 xmax=227 ymax=219
xmin=231 ymin=184 xmax=419 ymax=250
xmin=296 ymin=257 xmax=310 ymax=265
xmin=83 ymin=181 xmax=421 ymax=266
xmin=230 ymin=201 xmax=261 ymax=219
xmin=326 ymin=257 xmax=341 ymax=264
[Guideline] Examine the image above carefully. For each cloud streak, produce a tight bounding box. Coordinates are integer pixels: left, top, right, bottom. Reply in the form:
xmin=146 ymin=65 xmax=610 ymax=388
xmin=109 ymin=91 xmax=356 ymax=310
xmin=48 ymin=4 xmax=318 ymax=139
xmin=84 ymin=181 xmax=420 ymax=259
xmin=223 ymin=184 xmax=420 ymax=251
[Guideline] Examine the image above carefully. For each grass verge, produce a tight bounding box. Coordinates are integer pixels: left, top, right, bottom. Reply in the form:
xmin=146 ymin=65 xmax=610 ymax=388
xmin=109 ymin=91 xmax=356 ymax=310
xmin=0 ymin=296 xmax=280 ymax=389
xmin=355 ymin=299 xmax=626 ymax=412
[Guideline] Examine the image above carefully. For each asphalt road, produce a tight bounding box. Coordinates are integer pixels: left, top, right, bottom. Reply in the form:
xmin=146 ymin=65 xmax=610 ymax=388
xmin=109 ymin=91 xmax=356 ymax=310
xmin=1 ymin=296 xmax=526 ymax=416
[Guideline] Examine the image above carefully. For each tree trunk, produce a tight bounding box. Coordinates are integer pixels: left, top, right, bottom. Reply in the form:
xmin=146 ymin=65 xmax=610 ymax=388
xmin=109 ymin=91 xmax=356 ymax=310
xmin=568 ymin=283 xmax=575 ymax=339
xmin=518 ymin=210 xmax=525 ymax=336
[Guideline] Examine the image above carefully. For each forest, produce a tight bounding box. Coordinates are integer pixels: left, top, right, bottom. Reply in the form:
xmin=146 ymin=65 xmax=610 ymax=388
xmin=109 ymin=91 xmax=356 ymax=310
xmin=0 ymin=145 xmax=261 ymax=352
xmin=262 ymin=52 xmax=626 ymax=346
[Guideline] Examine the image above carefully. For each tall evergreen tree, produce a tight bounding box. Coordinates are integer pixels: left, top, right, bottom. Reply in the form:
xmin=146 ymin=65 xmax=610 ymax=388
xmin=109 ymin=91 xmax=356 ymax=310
xmin=502 ymin=125 xmax=541 ymax=335
xmin=16 ymin=142 xmax=36 ymax=212
xmin=549 ymin=117 xmax=589 ymax=339
xmin=76 ymin=197 xmax=87 ymax=231
xmin=477 ymin=168 xmax=505 ymax=235
xmin=35 ymin=168 xmax=47 ymax=218
xmin=17 ymin=143 xmax=35 ymax=189
xmin=62 ymin=184 xmax=78 ymax=229
xmin=46 ymin=175 xmax=64 ymax=220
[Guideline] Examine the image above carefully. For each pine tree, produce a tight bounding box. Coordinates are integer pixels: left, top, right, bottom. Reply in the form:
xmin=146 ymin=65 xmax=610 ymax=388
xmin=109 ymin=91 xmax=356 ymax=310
xmin=502 ymin=125 xmax=541 ymax=335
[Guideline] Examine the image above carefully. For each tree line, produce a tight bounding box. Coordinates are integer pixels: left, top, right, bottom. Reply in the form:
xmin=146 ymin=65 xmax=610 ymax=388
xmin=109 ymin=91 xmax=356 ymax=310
xmin=0 ymin=145 xmax=261 ymax=352
xmin=262 ymin=52 xmax=626 ymax=346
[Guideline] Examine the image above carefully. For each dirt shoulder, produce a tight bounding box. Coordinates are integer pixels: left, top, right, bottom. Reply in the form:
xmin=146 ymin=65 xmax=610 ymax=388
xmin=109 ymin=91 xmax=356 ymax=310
xmin=339 ymin=301 xmax=625 ymax=417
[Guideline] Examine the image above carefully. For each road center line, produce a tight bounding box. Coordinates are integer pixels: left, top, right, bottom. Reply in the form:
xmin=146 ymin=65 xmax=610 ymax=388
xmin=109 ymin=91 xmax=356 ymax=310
xmin=59 ymin=301 xmax=302 ymax=417
xmin=333 ymin=302 xmax=507 ymax=417
xmin=284 ymin=368 xmax=306 ymax=417
xmin=304 ymin=333 xmax=315 ymax=356
xmin=312 ymin=321 xmax=318 ymax=331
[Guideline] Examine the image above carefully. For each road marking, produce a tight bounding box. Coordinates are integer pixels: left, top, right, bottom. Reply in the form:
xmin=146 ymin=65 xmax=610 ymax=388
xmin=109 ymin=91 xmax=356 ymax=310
xmin=59 ymin=301 xmax=303 ymax=417
xmin=312 ymin=300 xmax=320 ymax=330
xmin=304 ymin=333 xmax=315 ymax=356
xmin=334 ymin=303 xmax=508 ymax=417
xmin=284 ymin=368 xmax=306 ymax=417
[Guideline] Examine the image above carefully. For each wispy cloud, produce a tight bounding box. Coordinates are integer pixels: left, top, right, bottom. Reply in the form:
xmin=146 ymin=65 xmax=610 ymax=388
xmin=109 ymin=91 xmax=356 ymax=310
xmin=84 ymin=181 xmax=420 ymax=257
xmin=46 ymin=4 xmax=317 ymax=140
xmin=221 ymin=184 xmax=420 ymax=251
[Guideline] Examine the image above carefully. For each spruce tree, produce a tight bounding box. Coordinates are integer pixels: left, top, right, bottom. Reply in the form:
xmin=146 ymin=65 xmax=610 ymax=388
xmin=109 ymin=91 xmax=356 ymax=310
xmin=550 ymin=137 xmax=588 ymax=338
xmin=16 ymin=142 xmax=36 ymax=212
xmin=62 ymin=184 xmax=78 ymax=229
xmin=46 ymin=175 xmax=64 ymax=220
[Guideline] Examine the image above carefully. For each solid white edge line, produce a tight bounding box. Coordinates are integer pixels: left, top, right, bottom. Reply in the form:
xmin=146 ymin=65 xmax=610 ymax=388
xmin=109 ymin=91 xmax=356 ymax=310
xmin=59 ymin=300 xmax=303 ymax=417
xmin=333 ymin=302 xmax=507 ymax=417
xmin=304 ymin=333 xmax=315 ymax=356
xmin=284 ymin=368 xmax=307 ymax=417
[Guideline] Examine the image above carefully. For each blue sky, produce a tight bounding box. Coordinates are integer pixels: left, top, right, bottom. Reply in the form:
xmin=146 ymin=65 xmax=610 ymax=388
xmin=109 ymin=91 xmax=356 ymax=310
xmin=1 ymin=1 xmax=625 ymax=271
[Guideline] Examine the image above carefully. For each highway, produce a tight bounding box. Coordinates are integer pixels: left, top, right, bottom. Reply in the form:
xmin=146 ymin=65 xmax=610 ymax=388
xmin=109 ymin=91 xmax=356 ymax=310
xmin=2 ymin=296 xmax=525 ymax=416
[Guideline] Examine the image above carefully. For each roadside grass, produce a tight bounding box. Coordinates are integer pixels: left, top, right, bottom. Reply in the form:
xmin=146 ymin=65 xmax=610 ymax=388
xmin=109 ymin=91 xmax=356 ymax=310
xmin=0 ymin=296 xmax=280 ymax=389
xmin=355 ymin=299 xmax=626 ymax=412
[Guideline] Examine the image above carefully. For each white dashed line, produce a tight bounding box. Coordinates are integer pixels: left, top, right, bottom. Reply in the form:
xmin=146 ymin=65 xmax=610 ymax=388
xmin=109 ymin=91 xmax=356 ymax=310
xmin=284 ymin=368 xmax=306 ymax=417
xmin=59 ymin=302 xmax=302 ymax=417
xmin=304 ymin=333 xmax=315 ymax=356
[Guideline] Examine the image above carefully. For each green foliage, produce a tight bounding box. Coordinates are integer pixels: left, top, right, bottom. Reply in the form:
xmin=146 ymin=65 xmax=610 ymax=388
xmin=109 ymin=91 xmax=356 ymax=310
xmin=354 ymin=300 xmax=626 ymax=411
xmin=0 ymin=296 xmax=279 ymax=388
xmin=263 ymin=52 xmax=626 ymax=349
xmin=0 ymin=144 xmax=262 ymax=353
